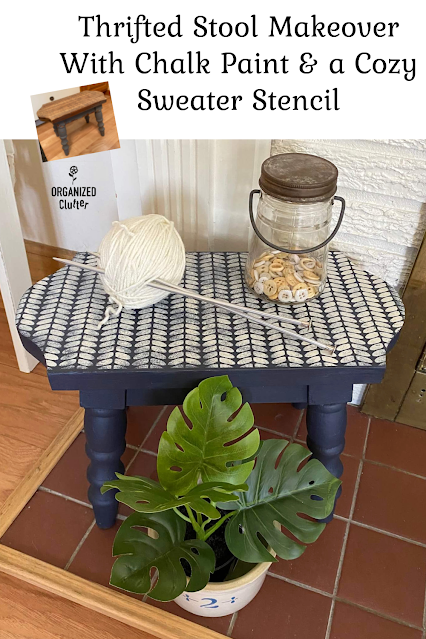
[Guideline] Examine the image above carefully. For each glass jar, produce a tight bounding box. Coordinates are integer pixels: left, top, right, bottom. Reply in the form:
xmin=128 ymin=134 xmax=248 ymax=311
xmin=246 ymin=153 xmax=345 ymax=305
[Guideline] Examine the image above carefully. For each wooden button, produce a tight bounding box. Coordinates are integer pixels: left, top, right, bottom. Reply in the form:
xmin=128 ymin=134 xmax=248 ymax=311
xmin=303 ymin=270 xmax=320 ymax=281
xmin=286 ymin=273 xmax=298 ymax=287
xmin=258 ymin=274 xmax=271 ymax=284
xmin=274 ymin=277 xmax=288 ymax=289
xmin=263 ymin=279 xmax=278 ymax=297
xmin=300 ymin=257 xmax=316 ymax=270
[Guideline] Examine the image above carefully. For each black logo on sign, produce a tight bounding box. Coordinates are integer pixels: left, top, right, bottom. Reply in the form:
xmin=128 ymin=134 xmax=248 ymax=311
xmin=51 ymin=167 xmax=96 ymax=209
xmin=69 ymin=166 xmax=78 ymax=184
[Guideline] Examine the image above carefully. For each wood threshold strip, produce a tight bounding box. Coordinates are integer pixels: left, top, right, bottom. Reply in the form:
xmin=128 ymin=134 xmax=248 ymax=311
xmin=0 ymin=407 xmax=84 ymax=537
xmin=0 ymin=546 xmax=227 ymax=639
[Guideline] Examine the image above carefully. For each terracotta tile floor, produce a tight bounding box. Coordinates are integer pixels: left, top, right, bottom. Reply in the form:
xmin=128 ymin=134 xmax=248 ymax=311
xmin=2 ymin=403 xmax=426 ymax=638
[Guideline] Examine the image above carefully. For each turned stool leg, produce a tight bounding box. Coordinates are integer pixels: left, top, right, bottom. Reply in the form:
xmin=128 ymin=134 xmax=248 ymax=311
xmin=95 ymin=105 xmax=105 ymax=136
xmin=306 ymin=403 xmax=347 ymax=523
xmin=53 ymin=123 xmax=59 ymax=136
xmin=84 ymin=407 xmax=127 ymax=529
xmin=57 ymin=122 xmax=69 ymax=156
xmin=85 ymin=114 xmax=90 ymax=123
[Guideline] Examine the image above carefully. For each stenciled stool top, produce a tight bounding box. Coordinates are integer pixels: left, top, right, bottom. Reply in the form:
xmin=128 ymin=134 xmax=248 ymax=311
xmin=16 ymin=252 xmax=404 ymax=377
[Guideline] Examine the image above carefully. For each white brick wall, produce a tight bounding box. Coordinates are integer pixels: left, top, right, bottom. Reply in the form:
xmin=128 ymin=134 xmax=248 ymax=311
xmin=271 ymin=140 xmax=426 ymax=292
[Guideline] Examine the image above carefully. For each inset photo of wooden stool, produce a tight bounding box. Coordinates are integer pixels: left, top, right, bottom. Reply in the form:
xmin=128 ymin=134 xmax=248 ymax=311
xmin=32 ymin=82 xmax=120 ymax=161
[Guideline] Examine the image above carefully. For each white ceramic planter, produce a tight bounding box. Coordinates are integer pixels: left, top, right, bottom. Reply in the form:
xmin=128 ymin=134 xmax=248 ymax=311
xmin=173 ymin=559 xmax=272 ymax=618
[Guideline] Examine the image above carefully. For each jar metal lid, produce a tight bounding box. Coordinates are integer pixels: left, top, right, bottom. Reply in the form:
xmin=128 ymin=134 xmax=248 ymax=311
xmin=259 ymin=153 xmax=338 ymax=203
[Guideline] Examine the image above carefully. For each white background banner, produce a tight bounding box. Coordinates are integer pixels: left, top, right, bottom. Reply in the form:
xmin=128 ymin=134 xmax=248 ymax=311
xmin=1 ymin=0 xmax=424 ymax=138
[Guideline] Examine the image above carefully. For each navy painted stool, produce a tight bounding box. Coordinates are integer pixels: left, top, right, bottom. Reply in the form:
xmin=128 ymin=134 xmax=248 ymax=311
xmin=16 ymin=251 xmax=404 ymax=529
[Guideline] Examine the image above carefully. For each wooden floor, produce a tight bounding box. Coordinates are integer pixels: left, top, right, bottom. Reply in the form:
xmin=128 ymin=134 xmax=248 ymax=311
xmin=37 ymin=95 xmax=120 ymax=161
xmin=0 ymin=243 xmax=79 ymax=506
xmin=0 ymin=573 xmax=154 ymax=639
xmin=0 ymin=244 xmax=154 ymax=638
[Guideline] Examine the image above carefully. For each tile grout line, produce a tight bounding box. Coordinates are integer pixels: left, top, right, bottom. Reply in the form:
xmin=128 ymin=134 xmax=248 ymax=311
xmin=324 ymin=415 xmax=371 ymax=639
xmin=125 ymin=406 xmax=168 ymax=471
xmin=334 ymin=514 xmax=426 ymax=549
xmin=293 ymin=437 xmax=368 ymax=462
xmin=139 ymin=448 xmax=158 ymax=458
xmin=362 ymin=458 xmax=426 ymax=482
xmin=126 ymin=443 xmax=139 ymax=451
xmin=274 ymin=427 xmax=426 ymax=481
xmin=38 ymin=485 xmax=93 ymax=510
xmin=334 ymin=596 xmax=424 ymax=632
xmin=253 ymin=408 xmax=304 ymax=441
xmin=64 ymin=519 xmax=96 ymax=571
xmin=140 ymin=406 xmax=168 ymax=449
xmin=348 ymin=519 xmax=426 ymax=549
xmin=124 ymin=447 xmax=141 ymax=472
xmin=227 ymin=611 xmax=238 ymax=637
xmin=291 ymin=408 xmax=305 ymax=443
xmin=267 ymin=571 xmax=332 ymax=598
xmin=256 ymin=425 xmax=292 ymax=438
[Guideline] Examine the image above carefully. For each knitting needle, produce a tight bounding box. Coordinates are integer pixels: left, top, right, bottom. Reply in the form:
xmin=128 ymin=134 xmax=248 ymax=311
xmin=132 ymin=279 xmax=333 ymax=353
xmin=150 ymin=279 xmax=311 ymax=330
xmin=53 ymin=257 xmax=310 ymax=329
xmin=234 ymin=310 xmax=335 ymax=354
xmin=150 ymin=281 xmax=333 ymax=352
xmin=53 ymin=258 xmax=333 ymax=352
xmin=153 ymin=280 xmax=333 ymax=352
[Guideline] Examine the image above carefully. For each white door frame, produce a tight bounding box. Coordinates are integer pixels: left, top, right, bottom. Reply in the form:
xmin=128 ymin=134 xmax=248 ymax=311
xmin=0 ymin=139 xmax=37 ymax=372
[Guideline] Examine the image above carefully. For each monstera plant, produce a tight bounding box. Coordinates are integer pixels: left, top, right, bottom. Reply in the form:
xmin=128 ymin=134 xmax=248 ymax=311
xmin=102 ymin=376 xmax=340 ymax=602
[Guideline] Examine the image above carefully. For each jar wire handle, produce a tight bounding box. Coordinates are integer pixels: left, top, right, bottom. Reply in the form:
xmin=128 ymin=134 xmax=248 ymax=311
xmin=249 ymin=190 xmax=346 ymax=255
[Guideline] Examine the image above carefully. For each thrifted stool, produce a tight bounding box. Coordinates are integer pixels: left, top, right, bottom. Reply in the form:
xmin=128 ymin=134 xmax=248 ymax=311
xmin=37 ymin=91 xmax=107 ymax=157
xmin=16 ymin=251 xmax=404 ymax=528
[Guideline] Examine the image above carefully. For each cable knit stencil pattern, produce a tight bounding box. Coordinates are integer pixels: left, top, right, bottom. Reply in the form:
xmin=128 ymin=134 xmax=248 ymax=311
xmin=16 ymin=251 xmax=404 ymax=372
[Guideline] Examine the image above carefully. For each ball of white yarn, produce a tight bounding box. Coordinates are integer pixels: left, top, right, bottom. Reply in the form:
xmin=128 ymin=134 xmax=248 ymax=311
xmin=98 ymin=215 xmax=186 ymax=313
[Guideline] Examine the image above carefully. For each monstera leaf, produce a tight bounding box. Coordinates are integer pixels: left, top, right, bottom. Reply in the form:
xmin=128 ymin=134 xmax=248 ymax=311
xmin=110 ymin=510 xmax=215 ymax=601
xmin=102 ymin=474 xmax=248 ymax=519
xmin=222 ymin=439 xmax=341 ymax=563
xmin=157 ymin=376 xmax=260 ymax=495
